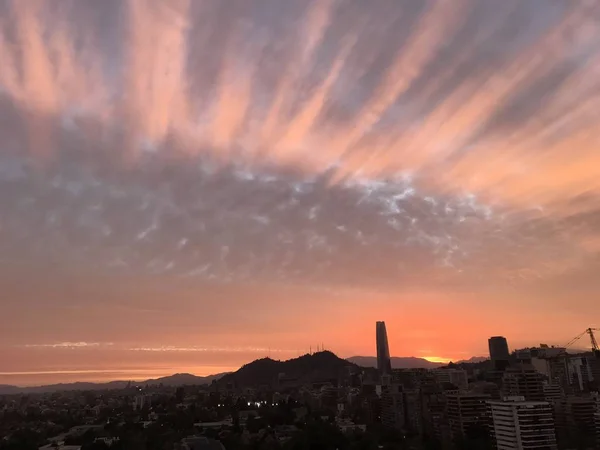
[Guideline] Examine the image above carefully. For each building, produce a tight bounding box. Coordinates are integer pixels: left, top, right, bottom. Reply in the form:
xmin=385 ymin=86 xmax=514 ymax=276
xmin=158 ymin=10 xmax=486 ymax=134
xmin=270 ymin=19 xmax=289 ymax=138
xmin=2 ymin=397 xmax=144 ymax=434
xmin=566 ymin=353 xmax=600 ymax=392
xmin=446 ymin=393 xmax=490 ymax=440
xmin=377 ymin=382 xmax=405 ymax=430
xmin=433 ymin=368 xmax=468 ymax=390
xmin=489 ymin=337 xmax=510 ymax=371
xmin=594 ymin=411 xmax=600 ymax=449
xmin=403 ymin=388 xmax=423 ymax=434
xmin=488 ymin=396 xmax=556 ymax=450
xmin=503 ymin=365 xmax=545 ymax=402
xmin=555 ymin=395 xmax=597 ymax=447
xmin=542 ymin=383 xmax=562 ymax=403
xmin=421 ymin=387 xmax=451 ymax=444
xmin=376 ymin=321 xmax=392 ymax=375
xmin=181 ymin=437 xmax=225 ymax=450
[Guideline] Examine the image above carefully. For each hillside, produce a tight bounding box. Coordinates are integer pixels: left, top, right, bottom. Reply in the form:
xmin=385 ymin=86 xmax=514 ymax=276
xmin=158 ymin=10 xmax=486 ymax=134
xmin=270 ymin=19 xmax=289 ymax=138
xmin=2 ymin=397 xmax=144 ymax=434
xmin=347 ymin=356 xmax=445 ymax=369
xmin=219 ymin=351 xmax=355 ymax=387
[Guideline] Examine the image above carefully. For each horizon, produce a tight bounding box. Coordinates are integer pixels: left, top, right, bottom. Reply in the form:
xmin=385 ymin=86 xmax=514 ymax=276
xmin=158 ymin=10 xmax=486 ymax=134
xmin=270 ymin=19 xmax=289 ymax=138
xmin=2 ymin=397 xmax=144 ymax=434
xmin=1 ymin=351 xmax=453 ymax=387
xmin=1 ymin=0 xmax=599 ymax=387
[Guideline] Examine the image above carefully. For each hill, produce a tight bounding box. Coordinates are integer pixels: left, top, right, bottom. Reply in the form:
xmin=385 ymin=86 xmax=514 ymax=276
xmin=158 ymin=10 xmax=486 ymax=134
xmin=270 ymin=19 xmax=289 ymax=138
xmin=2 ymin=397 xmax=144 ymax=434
xmin=0 ymin=372 xmax=229 ymax=395
xmin=456 ymin=356 xmax=488 ymax=364
xmin=347 ymin=356 xmax=445 ymax=369
xmin=219 ymin=351 xmax=355 ymax=388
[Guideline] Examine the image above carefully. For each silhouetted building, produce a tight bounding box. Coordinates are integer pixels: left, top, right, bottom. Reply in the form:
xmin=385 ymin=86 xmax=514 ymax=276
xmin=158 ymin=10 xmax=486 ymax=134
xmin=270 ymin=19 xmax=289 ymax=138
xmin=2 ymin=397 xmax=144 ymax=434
xmin=503 ymin=365 xmax=545 ymax=402
xmin=376 ymin=321 xmax=392 ymax=375
xmin=556 ymin=395 xmax=597 ymax=448
xmin=433 ymin=368 xmax=468 ymax=390
xmin=488 ymin=396 xmax=556 ymax=450
xmin=446 ymin=393 xmax=489 ymax=440
xmin=489 ymin=336 xmax=510 ymax=371
xmin=377 ymin=381 xmax=405 ymax=430
xmin=403 ymin=388 xmax=423 ymax=434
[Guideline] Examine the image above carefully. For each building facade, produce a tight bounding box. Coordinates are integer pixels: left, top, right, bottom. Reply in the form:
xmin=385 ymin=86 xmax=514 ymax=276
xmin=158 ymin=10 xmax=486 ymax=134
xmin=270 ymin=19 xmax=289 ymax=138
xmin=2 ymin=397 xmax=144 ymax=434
xmin=376 ymin=321 xmax=392 ymax=375
xmin=489 ymin=337 xmax=510 ymax=371
xmin=488 ymin=397 xmax=557 ymax=450
xmin=446 ymin=393 xmax=490 ymax=440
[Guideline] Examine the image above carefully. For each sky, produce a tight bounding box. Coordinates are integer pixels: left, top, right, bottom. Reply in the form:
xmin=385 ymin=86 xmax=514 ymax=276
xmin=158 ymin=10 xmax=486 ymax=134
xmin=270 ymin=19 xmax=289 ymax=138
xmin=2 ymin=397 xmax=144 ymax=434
xmin=1 ymin=0 xmax=600 ymax=386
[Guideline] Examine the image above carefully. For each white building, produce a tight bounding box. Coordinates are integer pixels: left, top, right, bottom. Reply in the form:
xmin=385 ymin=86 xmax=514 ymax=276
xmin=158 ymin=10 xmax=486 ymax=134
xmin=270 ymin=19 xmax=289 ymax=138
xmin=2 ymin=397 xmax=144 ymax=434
xmin=488 ymin=396 xmax=557 ymax=450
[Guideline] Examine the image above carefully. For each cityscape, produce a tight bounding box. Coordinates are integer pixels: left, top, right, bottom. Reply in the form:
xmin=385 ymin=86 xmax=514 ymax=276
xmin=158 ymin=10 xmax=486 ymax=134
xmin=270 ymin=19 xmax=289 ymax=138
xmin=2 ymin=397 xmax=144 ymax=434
xmin=1 ymin=322 xmax=599 ymax=450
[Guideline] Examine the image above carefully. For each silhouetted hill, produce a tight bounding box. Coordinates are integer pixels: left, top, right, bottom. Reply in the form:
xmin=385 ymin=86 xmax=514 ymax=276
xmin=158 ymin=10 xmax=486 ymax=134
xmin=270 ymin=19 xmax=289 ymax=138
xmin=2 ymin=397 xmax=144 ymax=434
xmin=219 ymin=351 xmax=356 ymax=388
xmin=456 ymin=356 xmax=488 ymax=364
xmin=0 ymin=372 xmax=229 ymax=395
xmin=145 ymin=372 xmax=228 ymax=386
xmin=347 ymin=356 xmax=445 ymax=369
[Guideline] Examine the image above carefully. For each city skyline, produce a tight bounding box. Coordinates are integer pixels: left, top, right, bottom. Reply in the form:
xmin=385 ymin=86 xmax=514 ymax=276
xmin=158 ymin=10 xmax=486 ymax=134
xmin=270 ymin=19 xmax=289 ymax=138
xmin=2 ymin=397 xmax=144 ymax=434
xmin=1 ymin=0 xmax=600 ymax=386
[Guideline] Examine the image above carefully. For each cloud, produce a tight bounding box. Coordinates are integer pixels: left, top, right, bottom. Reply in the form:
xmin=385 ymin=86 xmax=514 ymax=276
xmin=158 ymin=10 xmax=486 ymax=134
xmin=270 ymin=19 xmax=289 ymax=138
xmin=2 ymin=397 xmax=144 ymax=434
xmin=128 ymin=346 xmax=295 ymax=353
xmin=22 ymin=342 xmax=114 ymax=349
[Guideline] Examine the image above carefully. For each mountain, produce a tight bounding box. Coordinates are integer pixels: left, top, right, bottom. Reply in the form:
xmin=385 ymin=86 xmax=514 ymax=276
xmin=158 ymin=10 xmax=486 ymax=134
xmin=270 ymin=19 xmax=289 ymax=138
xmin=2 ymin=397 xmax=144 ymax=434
xmin=347 ymin=356 xmax=445 ymax=369
xmin=219 ymin=351 xmax=355 ymax=388
xmin=144 ymin=373 xmax=227 ymax=386
xmin=456 ymin=356 xmax=488 ymax=364
xmin=0 ymin=372 xmax=230 ymax=395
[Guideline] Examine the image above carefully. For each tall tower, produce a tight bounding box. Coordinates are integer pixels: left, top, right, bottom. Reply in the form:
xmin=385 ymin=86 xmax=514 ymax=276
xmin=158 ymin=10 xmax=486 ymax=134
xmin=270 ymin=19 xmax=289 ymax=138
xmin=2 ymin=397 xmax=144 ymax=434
xmin=376 ymin=321 xmax=392 ymax=375
xmin=489 ymin=336 xmax=510 ymax=371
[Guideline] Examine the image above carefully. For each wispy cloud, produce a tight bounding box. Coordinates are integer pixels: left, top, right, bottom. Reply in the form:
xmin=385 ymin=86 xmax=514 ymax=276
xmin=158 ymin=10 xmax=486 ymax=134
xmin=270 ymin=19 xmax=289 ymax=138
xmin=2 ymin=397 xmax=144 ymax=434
xmin=128 ymin=346 xmax=295 ymax=354
xmin=22 ymin=342 xmax=114 ymax=349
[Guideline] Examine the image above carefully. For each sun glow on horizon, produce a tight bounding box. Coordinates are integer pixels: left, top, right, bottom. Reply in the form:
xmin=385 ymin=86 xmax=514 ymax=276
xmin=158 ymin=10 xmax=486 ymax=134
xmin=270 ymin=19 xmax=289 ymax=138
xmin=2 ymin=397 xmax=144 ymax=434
xmin=421 ymin=356 xmax=453 ymax=364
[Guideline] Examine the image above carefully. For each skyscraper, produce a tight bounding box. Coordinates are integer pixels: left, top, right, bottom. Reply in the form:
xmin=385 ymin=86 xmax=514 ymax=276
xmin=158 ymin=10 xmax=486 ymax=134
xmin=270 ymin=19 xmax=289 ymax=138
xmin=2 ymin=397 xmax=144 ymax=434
xmin=376 ymin=321 xmax=392 ymax=375
xmin=489 ymin=336 xmax=510 ymax=371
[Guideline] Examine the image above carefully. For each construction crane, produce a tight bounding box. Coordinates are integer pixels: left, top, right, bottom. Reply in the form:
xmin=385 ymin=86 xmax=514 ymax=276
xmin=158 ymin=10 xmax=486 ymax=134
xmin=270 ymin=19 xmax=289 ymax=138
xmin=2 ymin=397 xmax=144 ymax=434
xmin=564 ymin=328 xmax=599 ymax=357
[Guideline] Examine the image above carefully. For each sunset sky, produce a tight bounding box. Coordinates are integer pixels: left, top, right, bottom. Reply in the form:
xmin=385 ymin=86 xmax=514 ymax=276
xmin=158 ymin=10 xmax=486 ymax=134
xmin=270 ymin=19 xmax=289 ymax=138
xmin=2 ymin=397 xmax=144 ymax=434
xmin=1 ymin=0 xmax=600 ymax=387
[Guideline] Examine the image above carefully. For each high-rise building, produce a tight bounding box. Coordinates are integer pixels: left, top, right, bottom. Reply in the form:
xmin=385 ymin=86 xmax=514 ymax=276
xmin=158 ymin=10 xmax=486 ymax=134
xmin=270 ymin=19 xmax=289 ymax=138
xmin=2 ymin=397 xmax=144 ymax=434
xmin=489 ymin=336 xmax=511 ymax=371
xmin=488 ymin=396 xmax=557 ymax=450
xmin=503 ymin=365 xmax=545 ymax=402
xmin=446 ymin=393 xmax=490 ymax=440
xmin=376 ymin=321 xmax=392 ymax=375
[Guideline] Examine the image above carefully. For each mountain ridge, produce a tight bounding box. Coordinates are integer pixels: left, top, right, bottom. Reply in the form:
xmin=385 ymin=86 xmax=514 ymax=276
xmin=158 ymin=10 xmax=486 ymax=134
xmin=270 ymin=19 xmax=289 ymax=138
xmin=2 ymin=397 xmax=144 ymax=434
xmin=0 ymin=372 xmax=230 ymax=395
xmin=347 ymin=356 xmax=446 ymax=369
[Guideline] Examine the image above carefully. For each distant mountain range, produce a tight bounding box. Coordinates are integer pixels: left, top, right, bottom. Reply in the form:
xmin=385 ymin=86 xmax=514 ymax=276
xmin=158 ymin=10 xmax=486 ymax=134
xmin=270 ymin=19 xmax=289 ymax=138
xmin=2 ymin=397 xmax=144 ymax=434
xmin=456 ymin=356 xmax=488 ymax=364
xmin=347 ymin=356 xmax=445 ymax=369
xmin=1 ymin=352 xmax=488 ymax=395
xmin=0 ymin=372 xmax=229 ymax=395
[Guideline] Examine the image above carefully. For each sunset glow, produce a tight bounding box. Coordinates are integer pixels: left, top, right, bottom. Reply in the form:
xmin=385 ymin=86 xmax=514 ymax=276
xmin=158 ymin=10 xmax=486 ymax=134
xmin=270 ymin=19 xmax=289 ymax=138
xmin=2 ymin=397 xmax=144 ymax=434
xmin=1 ymin=0 xmax=600 ymax=386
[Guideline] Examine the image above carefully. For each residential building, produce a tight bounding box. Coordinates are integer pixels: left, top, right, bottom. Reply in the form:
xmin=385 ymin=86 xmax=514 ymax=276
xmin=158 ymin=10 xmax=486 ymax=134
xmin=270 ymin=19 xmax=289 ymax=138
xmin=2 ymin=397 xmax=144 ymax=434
xmin=446 ymin=393 xmax=490 ymax=440
xmin=503 ymin=365 xmax=545 ymax=401
xmin=488 ymin=396 xmax=556 ymax=450
xmin=542 ymin=383 xmax=562 ymax=403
